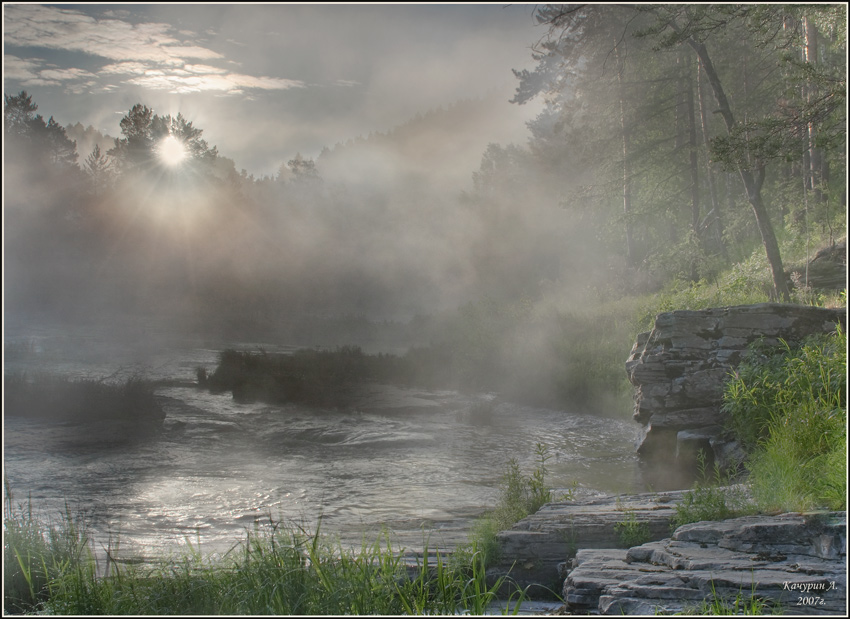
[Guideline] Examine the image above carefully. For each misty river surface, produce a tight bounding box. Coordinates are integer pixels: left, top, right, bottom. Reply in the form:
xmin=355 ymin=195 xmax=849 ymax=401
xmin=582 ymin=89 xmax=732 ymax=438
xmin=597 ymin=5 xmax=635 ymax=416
xmin=4 ymin=324 xmax=644 ymax=561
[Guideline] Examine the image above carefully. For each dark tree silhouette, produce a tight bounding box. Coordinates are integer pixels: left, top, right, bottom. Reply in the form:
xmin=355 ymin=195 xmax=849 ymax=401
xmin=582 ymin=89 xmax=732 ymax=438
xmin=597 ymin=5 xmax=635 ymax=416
xmin=108 ymin=104 xmax=218 ymax=174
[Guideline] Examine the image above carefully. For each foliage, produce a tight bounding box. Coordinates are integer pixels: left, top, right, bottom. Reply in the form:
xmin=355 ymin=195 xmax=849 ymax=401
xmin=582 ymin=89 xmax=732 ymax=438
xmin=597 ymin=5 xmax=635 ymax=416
xmin=4 ymin=499 xmax=525 ymax=615
xmin=518 ymin=4 xmax=846 ymax=302
xmin=466 ymin=444 xmax=553 ymax=566
xmin=723 ymin=329 xmax=845 ymax=450
xmin=671 ymin=451 xmax=755 ymax=529
xmin=722 ymin=327 xmax=846 ymax=512
xmin=3 ymin=488 xmax=91 ymax=615
xmin=677 ymin=579 xmax=784 ymax=615
xmin=5 ymin=90 xmax=78 ymax=170
xmin=614 ymin=511 xmax=652 ymax=548
xmin=3 ymin=372 xmax=163 ymax=424
xmin=108 ymin=104 xmax=217 ymax=174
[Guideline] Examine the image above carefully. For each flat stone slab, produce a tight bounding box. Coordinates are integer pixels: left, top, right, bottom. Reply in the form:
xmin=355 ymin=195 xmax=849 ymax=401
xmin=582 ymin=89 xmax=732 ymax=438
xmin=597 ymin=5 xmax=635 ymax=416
xmin=562 ymin=511 xmax=846 ymax=614
xmin=489 ymin=490 xmax=690 ymax=595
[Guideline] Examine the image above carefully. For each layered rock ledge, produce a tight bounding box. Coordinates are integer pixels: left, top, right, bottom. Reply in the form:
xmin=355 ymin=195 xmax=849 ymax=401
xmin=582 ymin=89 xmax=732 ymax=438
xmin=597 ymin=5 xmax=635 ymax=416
xmin=562 ymin=511 xmax=846 ymax=615
xmin=489 ymin=490 xmax=690 ymax=596
xmin=625 ymin=303 xmax=845 ymax=485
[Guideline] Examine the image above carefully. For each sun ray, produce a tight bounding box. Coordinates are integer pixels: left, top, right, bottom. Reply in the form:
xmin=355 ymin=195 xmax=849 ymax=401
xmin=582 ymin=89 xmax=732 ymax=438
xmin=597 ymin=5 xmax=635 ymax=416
xmin=158 ymin=136 xmax=187 ymax=167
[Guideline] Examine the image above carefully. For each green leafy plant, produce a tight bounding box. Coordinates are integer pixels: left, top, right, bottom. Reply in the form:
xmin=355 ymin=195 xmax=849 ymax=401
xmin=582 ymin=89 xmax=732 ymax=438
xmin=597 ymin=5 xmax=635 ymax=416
xmin=614 ymin=511 xmax=652 ymax=548
xmin=672 ymin=451 xmax=755 ymax=529
xmin=466 ymin=443 xmax=554 ymax=566
xmin=677 ymin=578 xmax=783 ymax=615
xmin=723 ymin=327 xmax=846 ymax=512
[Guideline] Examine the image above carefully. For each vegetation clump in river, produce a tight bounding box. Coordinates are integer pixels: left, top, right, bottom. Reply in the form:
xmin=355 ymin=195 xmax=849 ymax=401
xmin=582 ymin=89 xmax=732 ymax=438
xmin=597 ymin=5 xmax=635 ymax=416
xmin=3 ymin=373 xmax=164 ymax=426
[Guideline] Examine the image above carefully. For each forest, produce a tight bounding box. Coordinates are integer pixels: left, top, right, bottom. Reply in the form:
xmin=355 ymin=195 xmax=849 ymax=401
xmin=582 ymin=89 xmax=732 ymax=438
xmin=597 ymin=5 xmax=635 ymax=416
xmin=4 ymin=4 xmax=846 ymax=413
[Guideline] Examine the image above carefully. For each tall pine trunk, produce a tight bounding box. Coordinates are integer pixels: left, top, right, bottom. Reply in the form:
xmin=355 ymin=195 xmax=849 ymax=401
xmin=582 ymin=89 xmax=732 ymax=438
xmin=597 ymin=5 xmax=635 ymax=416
xmin=686 ymin=39 xmax=791 ymax=302
xmin=615 ymin=41 xmax=636 ymax=266
xmin=697 ymin=56 xmax=726 ymax=258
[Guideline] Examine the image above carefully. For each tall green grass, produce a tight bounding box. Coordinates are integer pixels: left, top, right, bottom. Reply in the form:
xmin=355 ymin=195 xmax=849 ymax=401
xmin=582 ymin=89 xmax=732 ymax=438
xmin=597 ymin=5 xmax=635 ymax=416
xmin=4 ymin=494 xmax=526 ymax=615
xmin=466 ymin=444 xmax=559 ymax=566
xmin=723 ymin=327 xmax=846 ymax=512
xmin=3 ymin=483 xmax=92 ymax=614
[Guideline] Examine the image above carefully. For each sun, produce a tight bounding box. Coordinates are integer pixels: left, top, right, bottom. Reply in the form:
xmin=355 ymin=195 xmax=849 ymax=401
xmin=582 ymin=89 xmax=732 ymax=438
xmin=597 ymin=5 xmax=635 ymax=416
xmin=158 ymin=135 xmax=187 ymax=167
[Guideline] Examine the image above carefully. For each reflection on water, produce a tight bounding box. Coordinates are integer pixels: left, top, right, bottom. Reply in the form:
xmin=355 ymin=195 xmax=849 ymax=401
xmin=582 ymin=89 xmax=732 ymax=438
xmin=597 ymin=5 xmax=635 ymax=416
xmin=4 ymin=327 xmax=644 ymax=559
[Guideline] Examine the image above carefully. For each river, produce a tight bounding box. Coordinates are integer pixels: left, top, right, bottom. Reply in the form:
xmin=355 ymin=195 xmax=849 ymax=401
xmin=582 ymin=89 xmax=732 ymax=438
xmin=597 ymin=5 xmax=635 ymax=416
xmin=3 ymin=322 xmax=645 ymax=563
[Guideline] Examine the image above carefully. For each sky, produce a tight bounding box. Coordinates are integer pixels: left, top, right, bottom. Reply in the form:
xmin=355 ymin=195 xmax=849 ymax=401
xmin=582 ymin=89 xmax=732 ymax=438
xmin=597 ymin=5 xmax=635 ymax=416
xmin=3 ymin=2 xmax=547 ymax=178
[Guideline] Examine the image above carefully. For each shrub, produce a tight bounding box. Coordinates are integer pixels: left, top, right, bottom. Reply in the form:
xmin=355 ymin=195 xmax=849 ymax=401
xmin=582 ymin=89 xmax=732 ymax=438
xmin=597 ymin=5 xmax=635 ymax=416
xmin=722 ymin=327 xmax=846 ymax=512
xmin=3 ymin=372 xmax=162 ymax=424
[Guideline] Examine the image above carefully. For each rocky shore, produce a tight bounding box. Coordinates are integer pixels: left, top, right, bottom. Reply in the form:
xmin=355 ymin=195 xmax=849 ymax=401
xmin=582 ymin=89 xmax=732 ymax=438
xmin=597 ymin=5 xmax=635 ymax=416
xmin=564 ymin=510 xmax=845 ymax=615
xmin=485 ymin=301 xmax=847 ymax=614
xmin=626 ymin=303 xmax=845 ymax=487
xmin=487 ymin=491 xmax=846 ymax=615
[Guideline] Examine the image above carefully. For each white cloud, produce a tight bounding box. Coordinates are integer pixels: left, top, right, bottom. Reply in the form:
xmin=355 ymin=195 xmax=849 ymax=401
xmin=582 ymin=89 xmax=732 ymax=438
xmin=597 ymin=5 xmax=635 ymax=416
xmin=3 ymin=54 xmax=43 ymax=82
xmin=125 ymin=71 xmax=304 ymax=95
xmin=38 ymin=67 xmax=97 ymax=82
xmin=3 ymin=4 xmax=221 ymax=63
xmin=4 ymin=5 xmax=309 ymax=97
xmin=100 ymin=61 xmax=153 ymax=76
xmin=183 ymin=64 xmax=228 ymax=75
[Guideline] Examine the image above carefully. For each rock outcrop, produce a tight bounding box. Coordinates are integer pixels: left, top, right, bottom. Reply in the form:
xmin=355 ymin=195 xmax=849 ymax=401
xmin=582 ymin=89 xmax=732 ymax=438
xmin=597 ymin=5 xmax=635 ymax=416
xmin=788 ymin=237 xmax=847 ymax=291
xmin=489 ymin=490 xmax=690 ymax=597
xmin=626 ymin=303 xmax=845 ymax=486
xmin=561 ymin=511 xmax=846 ymax=615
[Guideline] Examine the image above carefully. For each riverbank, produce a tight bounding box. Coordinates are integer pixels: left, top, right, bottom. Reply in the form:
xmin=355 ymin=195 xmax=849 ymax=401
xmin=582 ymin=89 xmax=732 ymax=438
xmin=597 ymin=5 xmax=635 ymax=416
xmin=486 ymin=489 xmax=846 ymax=614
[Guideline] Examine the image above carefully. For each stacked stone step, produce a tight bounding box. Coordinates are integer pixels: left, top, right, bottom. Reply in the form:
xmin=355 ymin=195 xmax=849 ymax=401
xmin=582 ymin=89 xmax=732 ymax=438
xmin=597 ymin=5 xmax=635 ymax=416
xmin=562 ymin=511 xmax=846 ymax=615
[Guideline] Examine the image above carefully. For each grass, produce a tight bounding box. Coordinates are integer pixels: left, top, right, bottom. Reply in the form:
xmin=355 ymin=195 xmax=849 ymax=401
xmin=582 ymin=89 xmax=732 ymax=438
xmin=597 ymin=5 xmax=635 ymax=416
xmin=723 ymin=327 xmax=846 ymax=512
xmin=3 ymin=493 xmax=528 ymax=615
xmin=671 ymin=451 xmax=756 ymax=529
xmin=676 ymin=578 xmax=783 ymax=615
xmin=672 ymin=325 xmax=845 ymax=526
xmin=3 ymin=482 xmax=92 ymax=615
xmin=614 ymin=511 xmax=652 ymax=548
xmin=465 ymin=444 xmax=558 ymax=567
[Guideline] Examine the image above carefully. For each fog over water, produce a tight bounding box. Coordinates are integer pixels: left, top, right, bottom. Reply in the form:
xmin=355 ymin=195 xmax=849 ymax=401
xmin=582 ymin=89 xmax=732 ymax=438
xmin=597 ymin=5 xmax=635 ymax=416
xmin=4 ymin=327 xmax=643 ymax=558
xmin=4 ymin=3 xmax=646 ymax=561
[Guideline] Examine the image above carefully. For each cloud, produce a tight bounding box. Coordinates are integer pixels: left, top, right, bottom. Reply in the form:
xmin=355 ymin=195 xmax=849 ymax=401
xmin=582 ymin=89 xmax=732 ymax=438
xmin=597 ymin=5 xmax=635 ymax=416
xmin=4 ymin=4 xmax=308 ymax=97
xmin=4 ymin=4 xmax=222 ymax=64
xmin=125 ymin=71 xmax=305 ymax=94
xmin=3 ymin=54 xmax=95 ymax=88
xmin=3 ymin=54 xmax=44 ymax=82
xmin=100 ymin=61 xmax=155 ymax=76
xmin=38 ymin=67 xmax=97 ymax=82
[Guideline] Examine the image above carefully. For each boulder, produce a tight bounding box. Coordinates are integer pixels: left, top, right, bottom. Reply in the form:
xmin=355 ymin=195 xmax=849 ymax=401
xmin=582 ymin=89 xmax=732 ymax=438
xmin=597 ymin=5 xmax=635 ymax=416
xmin=626 ymin=303 xmax=845 ymax=487
xmin=788 ymin=237 xmax=847 ymax=291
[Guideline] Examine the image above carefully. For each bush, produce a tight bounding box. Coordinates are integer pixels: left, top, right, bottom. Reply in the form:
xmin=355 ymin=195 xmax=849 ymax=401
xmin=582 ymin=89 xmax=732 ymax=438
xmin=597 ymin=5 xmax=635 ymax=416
xmin=722 ymin=327 xmax=846 ymax=512
xmin=3 ymin=372 xmax=163 ymax=425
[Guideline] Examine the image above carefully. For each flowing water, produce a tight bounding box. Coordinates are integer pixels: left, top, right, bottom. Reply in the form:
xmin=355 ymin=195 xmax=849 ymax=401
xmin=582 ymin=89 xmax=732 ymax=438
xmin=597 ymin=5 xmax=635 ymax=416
xmin=4 ymin=323 xmax=645 ymax=561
